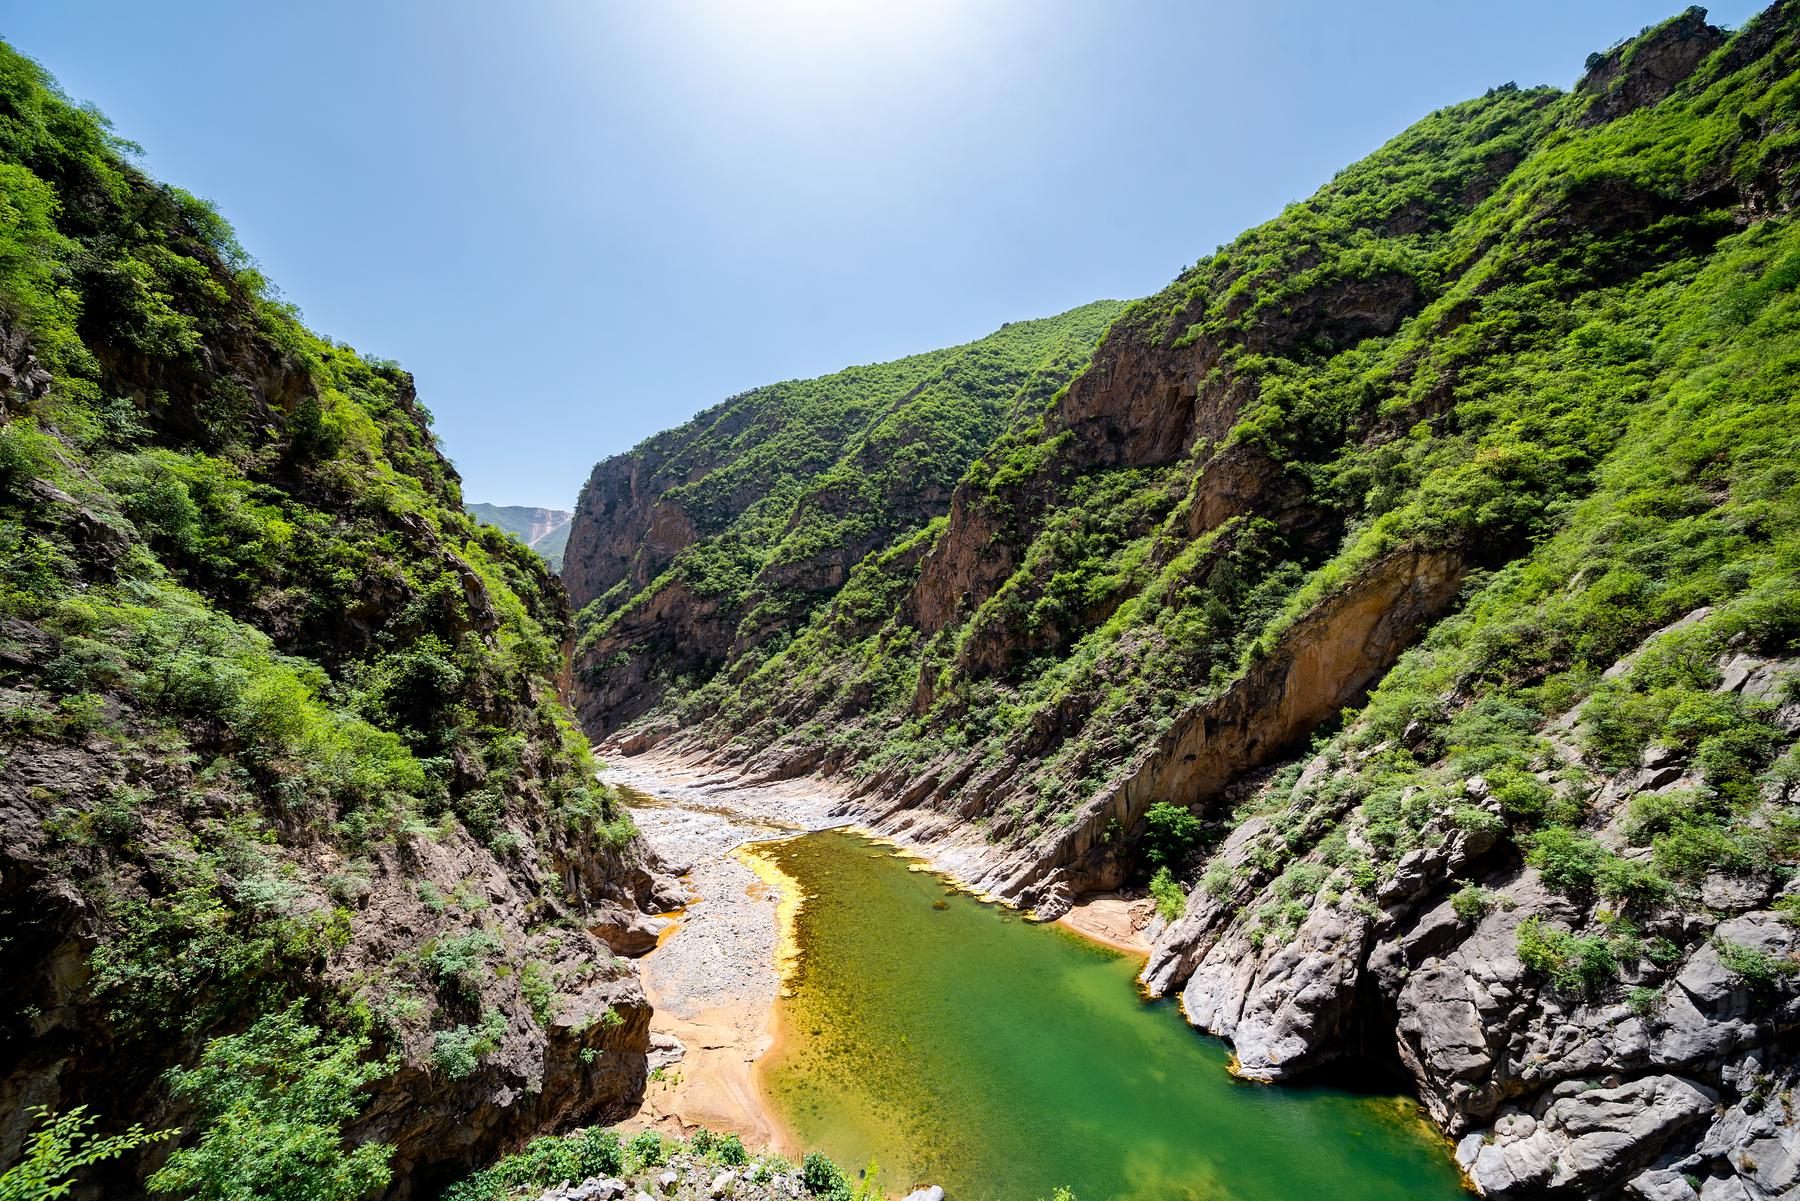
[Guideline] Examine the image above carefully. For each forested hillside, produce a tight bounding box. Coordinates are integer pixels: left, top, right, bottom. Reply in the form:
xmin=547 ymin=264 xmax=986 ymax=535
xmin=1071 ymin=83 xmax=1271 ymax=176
xmin=584 ymin=6 xmax=1800 ymax=1197
xmin=562 ymin=301 xmax=1124 ymax=731
xmin=0 ymin=44 xmax=665 ymax=1199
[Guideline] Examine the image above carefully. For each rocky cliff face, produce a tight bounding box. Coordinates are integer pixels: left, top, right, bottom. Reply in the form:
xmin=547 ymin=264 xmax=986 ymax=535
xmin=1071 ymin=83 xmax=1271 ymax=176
xmin=1141 ymin=622 xmax=1800 ymax=1200
xmin=587 ymin=5 xmax=1800 ymax=1197
xmin=0 ymin=44 xmax=664 ymax=1198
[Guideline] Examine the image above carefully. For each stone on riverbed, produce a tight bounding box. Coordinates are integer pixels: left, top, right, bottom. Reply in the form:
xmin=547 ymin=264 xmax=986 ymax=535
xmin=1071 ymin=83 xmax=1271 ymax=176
xmin=901 ymin=1187 xmax=946 ymax=1201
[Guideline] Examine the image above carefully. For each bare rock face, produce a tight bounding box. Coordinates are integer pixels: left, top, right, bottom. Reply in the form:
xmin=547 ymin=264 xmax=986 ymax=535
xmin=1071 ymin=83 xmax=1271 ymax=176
xmin=1577 ymin=7 xmax=1726 ymax=127
xmin=1460 ymin=1076 xmax=1719 ymax=1196
xmin=562 ymin=451 xmax=705 ymax=612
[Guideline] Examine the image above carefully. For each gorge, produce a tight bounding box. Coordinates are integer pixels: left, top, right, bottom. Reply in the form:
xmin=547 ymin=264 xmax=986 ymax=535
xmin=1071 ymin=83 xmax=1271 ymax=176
xmin=1 ymin=4 xmax=1798 ymax=1201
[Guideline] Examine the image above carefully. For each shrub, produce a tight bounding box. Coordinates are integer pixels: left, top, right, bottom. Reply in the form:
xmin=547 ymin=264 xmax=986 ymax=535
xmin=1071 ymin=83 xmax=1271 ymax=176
xmin=1148 ymin=867 xmax=1188 ymax=921
xmin=1490 ymin=771 xmax=1555 ymax=825
xmin=1516 ymin=917 xmax=1617 ymax=992
xmin=440 ymin=1128 xmax=623 ymax=1201
xmin=1142 ymin=802 xmax=1202 ymax=868
xmin=802 ymin=1151 xmax=849 ymax=1198
xmin=1595 ymin=856 xmax=1672 ymax=908
xmin=145 ymin=1006 xmax=395 ymax=1201
xmin=714 ymin=1132 xmax=748 ymax=1166
xmin=423 ymin=929 xmax=502 ymax=1001
xmin=430 ymin=1013 xmax=505 ymax=1080
xmin=1450 ymin=883 xmax=1495 ymax=923
xmin=520 ymin=960 xmax=555 ymax=1026
xmin=1525 ymin=826 xmax=1609 ymax=894
xmin=626 ymin=1130 xmax=666 ymax=1169
xmin=1715 ymin=938 xmax=1799 ymax=993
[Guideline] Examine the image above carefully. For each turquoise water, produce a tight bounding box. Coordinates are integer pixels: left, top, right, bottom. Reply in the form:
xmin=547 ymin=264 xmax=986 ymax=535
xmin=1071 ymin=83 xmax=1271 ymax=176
xmin=756 ymin=830 xmax=1468 ymax=1201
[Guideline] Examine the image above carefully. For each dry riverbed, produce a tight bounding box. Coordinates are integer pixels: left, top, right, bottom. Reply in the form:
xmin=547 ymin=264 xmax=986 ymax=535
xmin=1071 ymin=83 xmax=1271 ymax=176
xmin=603 ymin=755 xmax=846 ymax=1149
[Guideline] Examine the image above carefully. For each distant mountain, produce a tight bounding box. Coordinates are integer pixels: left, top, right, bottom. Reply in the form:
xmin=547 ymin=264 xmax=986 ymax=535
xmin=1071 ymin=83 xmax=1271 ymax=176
xmin=467 ymin=503 xmax=573 ymax=571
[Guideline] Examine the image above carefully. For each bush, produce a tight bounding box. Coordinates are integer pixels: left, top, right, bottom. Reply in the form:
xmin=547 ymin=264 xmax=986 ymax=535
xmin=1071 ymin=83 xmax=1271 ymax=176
xmin=1595 ymin=855 xmax=1671 ymax=908
xmin=1450 ymin=883 xmax=1495 ymax=923
xmin=802 ymin=1151 xmax=849 ymax=1198
xmin=1142 ymin=802 xmax=1202 ymax=868
xmin=145 ymin=1006 xmax=395 ymax=1201
xmin=626 ymin=1130 xmax=667 ymax=1170
xmin=431 ymin=1013 xmax=505 ymax=1080
xmin=1516 ymin=917 xmax=1617 ymax=992
xmin=440 ymin=1127 xmax=623 ymax=1201
xmin=423 ymin=930 xmax=502 ymax=1001
xmin=1715 ymin=938 xmax=1799 ymax=993
xmin=1148 ymin=867 xmax=1188 ymax=921
xmin=1490 ymin=771 xmax=1555 ymax=825
xmin=1525 ymin=826 xmax=1610 ymax=894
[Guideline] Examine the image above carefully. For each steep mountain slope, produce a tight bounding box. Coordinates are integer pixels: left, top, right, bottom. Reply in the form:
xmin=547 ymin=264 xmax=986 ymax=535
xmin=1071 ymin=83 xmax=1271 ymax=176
xmin=467 ymin=503 xmax=572 ymax=572
xmin=563 ymin=301 xmax=1124 ymax=732
xmin=589 ymin=5 xmax=1800 ymax=1197
xmin=0 ymin=45 xmax=664 ymax=1199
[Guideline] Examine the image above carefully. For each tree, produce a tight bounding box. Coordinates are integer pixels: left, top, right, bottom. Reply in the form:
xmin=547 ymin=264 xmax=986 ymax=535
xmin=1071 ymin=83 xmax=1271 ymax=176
xmin=1142 ymin=802 xmax=1201 ymax=869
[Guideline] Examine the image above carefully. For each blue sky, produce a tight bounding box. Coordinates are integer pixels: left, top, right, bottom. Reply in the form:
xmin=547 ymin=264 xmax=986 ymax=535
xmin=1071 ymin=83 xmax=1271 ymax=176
xmin=4 ymin=1 xmax=1766 ymax=508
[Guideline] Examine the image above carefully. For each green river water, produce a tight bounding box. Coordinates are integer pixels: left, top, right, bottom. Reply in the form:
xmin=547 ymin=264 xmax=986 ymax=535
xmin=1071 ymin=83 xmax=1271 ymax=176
xmin=753 ymin=829 xmax=1469 ymax=1201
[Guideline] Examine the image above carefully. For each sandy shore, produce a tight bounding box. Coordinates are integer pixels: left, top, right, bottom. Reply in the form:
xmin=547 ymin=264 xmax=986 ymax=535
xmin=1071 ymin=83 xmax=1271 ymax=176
xmin=1057 ymin=893 xmax=1154 ymax=956
xmin=604 ymin=750 xmax=1152 ymax=1150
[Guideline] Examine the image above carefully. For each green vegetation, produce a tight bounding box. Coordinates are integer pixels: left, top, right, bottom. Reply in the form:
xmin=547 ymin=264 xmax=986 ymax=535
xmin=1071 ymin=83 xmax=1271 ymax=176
xmin=0 ymin=1108 xmax=172 ymax=1201
xmin=1142 ymin=801 xmax=1202 ymax=868
xmin=146 ymin=1007 xmax=395 ymax=1201
xmin=1515 ymin=917 xmax=1624 ymax=993
xmin=569 ymin=301 xmax=1126 ymax=722
xmin=1148 ymin=867 xmax=1188 ymax=921
xmin=1714 ymin=937 xmax=1800 ymax=992
xmin=0 ymin=36 xmax=640 ymax=1197
xmin=576 ymin=3 xmax=1800 ymax=950
xmin=440 ymin=1128 xmax=625 ymax=1201
xmin=465 ymin=503 xmax=571 ymax=573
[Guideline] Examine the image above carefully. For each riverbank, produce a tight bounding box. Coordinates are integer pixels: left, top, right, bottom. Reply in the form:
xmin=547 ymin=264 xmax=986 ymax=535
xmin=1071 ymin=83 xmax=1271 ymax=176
xmin=602 ymin=755 xmax=843 ymax=1151
xmin=1056 ymin=893 xmax=1153 ymax=956
xmin=602 ymin=750 xmax=1159 ymax=1156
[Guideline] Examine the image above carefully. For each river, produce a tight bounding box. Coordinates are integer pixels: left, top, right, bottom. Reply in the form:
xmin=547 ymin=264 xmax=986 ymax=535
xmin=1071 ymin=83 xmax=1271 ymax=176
xmin=609 ymin=759 xmax=1469 ymax=1201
